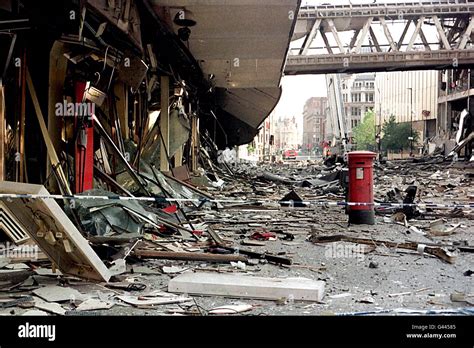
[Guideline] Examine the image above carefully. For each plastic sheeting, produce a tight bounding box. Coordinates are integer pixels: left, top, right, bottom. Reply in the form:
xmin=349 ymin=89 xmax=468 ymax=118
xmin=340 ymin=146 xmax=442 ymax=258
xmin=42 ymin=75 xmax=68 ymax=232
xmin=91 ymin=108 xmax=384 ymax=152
xmin=75 ymin=189 xmax=158 ymax=236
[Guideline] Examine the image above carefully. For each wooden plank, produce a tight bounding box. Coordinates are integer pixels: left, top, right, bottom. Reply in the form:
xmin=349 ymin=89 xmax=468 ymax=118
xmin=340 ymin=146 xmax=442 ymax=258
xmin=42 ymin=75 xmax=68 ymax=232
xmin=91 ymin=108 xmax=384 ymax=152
xmin=190 ymin=111 xmax=198 ymax=172
xmin=134 ymin=250 xmax=247 ymax=263
xmin=160 ymin=75 xmax=169 ymax=172
xmin=223 ymin=247 xmax=292 ymax=265
xmin=114 ymin=81 xmax=129 ymax=140
xmin=171 ymin=165 xmax=191 ymax=182
xmin=0 ymin=181 xmax=112 ymax=281
xmin=26 ymin=69 xmax=72 ymax=195
xmin=206 ymin=226 xmax=227 ymax=247
xmin=168 ymin=273 xmax=325 ymax=301
xmin=309 ymin=234 xmax=457 ymax=264
xmin=47 ymin=41 xmax=68 ymax=191
xmin=117 ymin=295 xmax=191 ymax=308
xmin=174 ymin=146 xmax=183 ymax=168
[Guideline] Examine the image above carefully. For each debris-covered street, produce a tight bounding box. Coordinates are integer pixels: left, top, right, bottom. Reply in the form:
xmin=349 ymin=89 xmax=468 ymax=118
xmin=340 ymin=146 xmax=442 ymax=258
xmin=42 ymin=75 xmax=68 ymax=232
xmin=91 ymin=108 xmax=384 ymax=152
xmin=1 ymin=157 xmax=472 ymax=316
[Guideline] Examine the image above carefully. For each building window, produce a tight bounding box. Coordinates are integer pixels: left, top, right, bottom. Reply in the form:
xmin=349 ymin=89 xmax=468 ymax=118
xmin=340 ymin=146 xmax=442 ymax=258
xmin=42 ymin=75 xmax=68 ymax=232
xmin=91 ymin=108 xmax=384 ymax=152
xmin=351 ymin=107 xmax=361 ymax=116
xmin=351 ymin=93 xmax=361 ymax=102
xmin=367 ymin=93 xmax=374 ymax=102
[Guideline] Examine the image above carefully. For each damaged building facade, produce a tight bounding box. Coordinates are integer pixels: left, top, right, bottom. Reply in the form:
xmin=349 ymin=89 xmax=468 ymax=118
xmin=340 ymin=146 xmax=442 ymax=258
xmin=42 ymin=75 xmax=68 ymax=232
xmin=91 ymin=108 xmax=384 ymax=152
xmin=0 ymin=0 xmax=472 ymax=324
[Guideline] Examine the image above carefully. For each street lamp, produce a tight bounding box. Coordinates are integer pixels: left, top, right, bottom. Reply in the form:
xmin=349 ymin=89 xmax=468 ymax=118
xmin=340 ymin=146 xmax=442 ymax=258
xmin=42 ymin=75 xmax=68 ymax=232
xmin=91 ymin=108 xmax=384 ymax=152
xmin=377 ymin=87 xmax=382 ymax=158
xmin=407 ymin=87 xmax=414 ymax=156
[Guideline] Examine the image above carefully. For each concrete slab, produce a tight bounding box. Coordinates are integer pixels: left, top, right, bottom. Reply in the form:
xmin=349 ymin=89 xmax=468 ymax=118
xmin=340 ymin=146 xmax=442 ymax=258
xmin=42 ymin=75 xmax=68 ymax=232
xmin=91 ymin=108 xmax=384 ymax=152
xmin=33 ymin=286 xmax=84 ymax=303
xmin=34 ymin=300 xmax=66 ymax=315
xmin=168 ymin=273 xmax=325 ymax=301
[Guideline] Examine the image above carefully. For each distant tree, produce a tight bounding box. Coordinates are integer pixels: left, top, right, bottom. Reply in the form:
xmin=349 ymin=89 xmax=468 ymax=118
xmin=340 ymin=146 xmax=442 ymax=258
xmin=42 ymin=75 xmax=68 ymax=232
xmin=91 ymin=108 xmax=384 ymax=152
xmin=353 ymin=110 xmax=375 ymax=150
xmin=381 ymin=115 xmax=419 ymax=151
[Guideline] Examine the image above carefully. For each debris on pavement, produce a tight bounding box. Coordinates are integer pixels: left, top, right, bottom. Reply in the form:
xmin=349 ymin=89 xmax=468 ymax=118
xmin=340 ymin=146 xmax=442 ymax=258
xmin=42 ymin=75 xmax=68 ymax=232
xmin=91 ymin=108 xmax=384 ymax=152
xmin=208 ymin=304 xmax=253 ymax=314
xmin=308 ymin=234 xmax=458 ymax=264
xmin=0 ymin=151 xmax=472 ymax=316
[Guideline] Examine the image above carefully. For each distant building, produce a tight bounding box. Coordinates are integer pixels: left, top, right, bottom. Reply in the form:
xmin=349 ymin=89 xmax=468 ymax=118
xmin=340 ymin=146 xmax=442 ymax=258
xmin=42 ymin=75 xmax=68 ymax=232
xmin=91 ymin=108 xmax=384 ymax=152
xmin=437 ymin=68 xmax=474 ymax=141
xmin=302 ymin=97 xmax=327 ymax=154
xmin=341 ymin=73 xmax=376 ymax=132
xmin=273 ymin=114 xmax=301 ymax=152
xmin=374 ymin=70 xmax=439 ymax=142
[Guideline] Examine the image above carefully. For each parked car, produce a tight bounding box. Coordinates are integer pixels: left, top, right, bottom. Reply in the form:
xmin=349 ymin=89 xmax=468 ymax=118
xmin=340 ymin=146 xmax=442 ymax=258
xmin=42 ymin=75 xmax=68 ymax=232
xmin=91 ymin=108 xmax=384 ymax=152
xmin=283 ymin=149 xmax=298 ymax=160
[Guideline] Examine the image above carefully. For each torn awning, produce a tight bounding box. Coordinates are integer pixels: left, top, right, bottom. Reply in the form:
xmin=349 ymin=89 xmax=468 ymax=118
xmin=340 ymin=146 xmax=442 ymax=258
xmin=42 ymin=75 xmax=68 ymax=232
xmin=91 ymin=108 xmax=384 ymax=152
xmin=150 ymin=0 xmax=300 ymax=144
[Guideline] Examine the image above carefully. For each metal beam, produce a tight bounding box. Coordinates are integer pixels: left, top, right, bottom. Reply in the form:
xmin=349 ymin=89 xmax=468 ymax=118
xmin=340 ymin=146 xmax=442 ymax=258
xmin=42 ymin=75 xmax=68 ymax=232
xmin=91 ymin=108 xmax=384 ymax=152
xmin=348 ymin=29 xmax=360 ymax=52
xmin=298 ymin=1 xmax=474 ymax=19
xmin=414 ymin=18 xmax=431 ymax=51
xmin=327 ymin=19 xmax=345 ymax=53
xmin=447 ymin=17 xmax=462 ymax=43
xmin=457 ymin=14 xmax=474 ymax=49
xmin=369 ymin=27 xmax=382 ymax=53
xmin=320 ymin=28 xmax=334 ymax=54
xmin=285 ymin=49 xmax=474 ymax=75
xmin=353 ymin=17 xmax=373 ymax=53
xmin=407 ymin=16 xmax=424 ymax=51
xmin=396 ymin=19 xmax=412 ymax=51
xmin=433 ymin=16 xmax=451 ymax=50
xmin=379 ymin=17 xmax=397 ymax=52
xmin=291 ymin=5 xmax=474 ymax=75
xmin=301 ymin=18 xmax=321 ymax=55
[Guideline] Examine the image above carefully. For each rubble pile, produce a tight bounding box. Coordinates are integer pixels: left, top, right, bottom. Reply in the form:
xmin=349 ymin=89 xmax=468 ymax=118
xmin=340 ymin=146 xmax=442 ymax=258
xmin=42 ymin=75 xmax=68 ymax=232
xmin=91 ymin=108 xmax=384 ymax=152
xmin=0 ymin=158 xmax=472 ymax=316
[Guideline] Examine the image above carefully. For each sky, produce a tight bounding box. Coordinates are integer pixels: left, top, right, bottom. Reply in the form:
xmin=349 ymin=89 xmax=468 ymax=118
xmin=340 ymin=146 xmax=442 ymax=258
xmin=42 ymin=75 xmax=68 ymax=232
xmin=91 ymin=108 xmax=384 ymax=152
xmin=275 ymin=75 xmax=327 ymax=118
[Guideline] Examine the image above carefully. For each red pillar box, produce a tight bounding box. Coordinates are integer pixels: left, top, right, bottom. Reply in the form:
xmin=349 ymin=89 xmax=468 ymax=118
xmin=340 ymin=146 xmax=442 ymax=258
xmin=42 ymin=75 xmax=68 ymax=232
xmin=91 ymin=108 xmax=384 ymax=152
xmin=348 ymin=151 xmax=376 ymax=225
